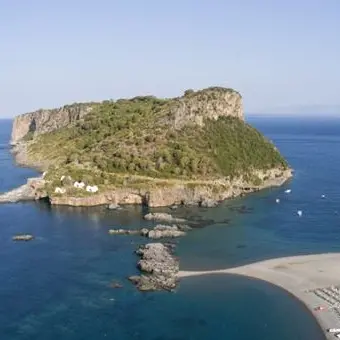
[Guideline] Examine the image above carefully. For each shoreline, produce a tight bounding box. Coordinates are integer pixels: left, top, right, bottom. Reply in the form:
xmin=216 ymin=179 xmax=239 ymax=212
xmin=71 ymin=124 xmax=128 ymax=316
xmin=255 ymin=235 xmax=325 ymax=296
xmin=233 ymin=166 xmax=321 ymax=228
xmin=3 ymin=142 xmax=293 ymax=207
xmin=178 ymin=253 xmax=340 ymax=339
xmin=0 ymin=169 xmax=292 ymax=207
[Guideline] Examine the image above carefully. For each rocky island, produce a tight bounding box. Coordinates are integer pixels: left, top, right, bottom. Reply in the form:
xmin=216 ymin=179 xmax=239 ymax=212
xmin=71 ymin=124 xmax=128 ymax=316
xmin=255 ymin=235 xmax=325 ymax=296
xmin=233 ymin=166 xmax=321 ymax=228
xmin=7 ymin=86 xmax=291 ymax=207
xmin=3 ymin=86 xmax=294 ymax=292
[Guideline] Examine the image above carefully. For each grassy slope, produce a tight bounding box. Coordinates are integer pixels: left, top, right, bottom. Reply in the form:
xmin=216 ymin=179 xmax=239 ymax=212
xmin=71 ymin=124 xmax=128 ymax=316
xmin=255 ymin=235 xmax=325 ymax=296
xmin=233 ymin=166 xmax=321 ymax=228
xmin=27 ymin=90 xmax=288 ymax=192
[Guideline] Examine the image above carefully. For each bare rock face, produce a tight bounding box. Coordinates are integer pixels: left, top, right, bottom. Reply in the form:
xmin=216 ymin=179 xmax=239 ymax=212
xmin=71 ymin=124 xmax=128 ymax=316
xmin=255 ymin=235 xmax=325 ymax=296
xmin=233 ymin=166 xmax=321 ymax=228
xmin=171 ymin=87 xmax=243 ymax=129
xmin=200 ymin=198 xmax=219 ymax=208
xmin=11 ymin=103 xmax=94 ymax=144
xmin=11 ymin=87 xmax=243 ymax=145
xmin=0 ymin=177 xmax=46 ymax=203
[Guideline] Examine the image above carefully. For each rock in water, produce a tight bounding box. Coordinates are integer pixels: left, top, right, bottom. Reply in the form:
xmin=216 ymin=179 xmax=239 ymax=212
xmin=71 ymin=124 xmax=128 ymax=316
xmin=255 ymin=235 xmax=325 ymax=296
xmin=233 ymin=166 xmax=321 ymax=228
xmin=147 ymin=225 xmax=186 ymax=239
xmin=109 ymin=225 xmax=187 ymax=239
xmin=110 ymin=281 xmax=123 ymax=289
xmin=129 ymin=243 xmax=179 ymax=291
xmin=108 ymin=229 xmax=139 ymax=235
xmin=108 ymin=203 xmax=121 ymax=210
xmin=128 ymin=276 xmax=141 ymax=285
xmin=200 ymin=199 xmax=219 ymax=208
xmin=144 ymin=213 xmax=186 ymax=223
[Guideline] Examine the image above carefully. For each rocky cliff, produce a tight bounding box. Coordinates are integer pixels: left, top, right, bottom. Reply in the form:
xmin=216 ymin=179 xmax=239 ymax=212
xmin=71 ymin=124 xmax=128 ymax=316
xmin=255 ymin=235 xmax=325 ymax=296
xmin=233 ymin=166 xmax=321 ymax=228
xmin=11 ymin=103 xmax=95 ymax=144
xmin=171 ymin=87 xmax=243 ymax=129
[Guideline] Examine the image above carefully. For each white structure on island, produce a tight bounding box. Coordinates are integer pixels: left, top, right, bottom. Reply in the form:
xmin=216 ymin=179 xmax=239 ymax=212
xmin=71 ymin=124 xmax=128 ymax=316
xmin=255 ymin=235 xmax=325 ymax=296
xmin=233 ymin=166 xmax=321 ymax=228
xmin=54 ymin=187 xmax=66 ymax=194
xmin=86 ymin=185 xmax=99 ymax=193
xmin=74 ymin=181 xmax=85 ymax=189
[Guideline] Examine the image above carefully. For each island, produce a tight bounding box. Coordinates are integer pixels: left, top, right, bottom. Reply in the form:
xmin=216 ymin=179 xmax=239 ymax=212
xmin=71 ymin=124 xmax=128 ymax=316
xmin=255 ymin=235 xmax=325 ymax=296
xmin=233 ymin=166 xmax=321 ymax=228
xmin=3 ymin=86 xmax=295 ymax=293
xmin=7 ymin=86 xmax=291 ymax=207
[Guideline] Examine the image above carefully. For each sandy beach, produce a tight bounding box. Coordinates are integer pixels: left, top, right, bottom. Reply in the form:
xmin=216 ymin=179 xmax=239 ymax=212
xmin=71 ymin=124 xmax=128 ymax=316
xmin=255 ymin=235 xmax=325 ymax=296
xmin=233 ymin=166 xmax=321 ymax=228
xmin=178 ymin=253 xmax=340 ymax=339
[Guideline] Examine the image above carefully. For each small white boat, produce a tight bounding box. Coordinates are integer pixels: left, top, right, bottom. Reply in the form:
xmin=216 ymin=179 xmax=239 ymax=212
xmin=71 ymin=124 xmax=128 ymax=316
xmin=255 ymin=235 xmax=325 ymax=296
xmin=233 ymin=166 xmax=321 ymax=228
xmin=327 ymin=328 xmax=340 ymax=333
xmin=276 ymin=198 xmax=280 ymax=203
xmin=297 ymin=210 xmax=302 ymax=217
xmin=321 ymin=194 xmax=326 ymax=198
xmin=284 ymin=189 xmax=291 ymax=194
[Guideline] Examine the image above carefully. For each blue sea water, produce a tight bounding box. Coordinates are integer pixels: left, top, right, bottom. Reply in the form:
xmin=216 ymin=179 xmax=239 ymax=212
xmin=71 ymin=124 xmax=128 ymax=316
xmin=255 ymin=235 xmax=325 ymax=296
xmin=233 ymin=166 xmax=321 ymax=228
xmin=1 ymin=116 xmax=338 ymax=339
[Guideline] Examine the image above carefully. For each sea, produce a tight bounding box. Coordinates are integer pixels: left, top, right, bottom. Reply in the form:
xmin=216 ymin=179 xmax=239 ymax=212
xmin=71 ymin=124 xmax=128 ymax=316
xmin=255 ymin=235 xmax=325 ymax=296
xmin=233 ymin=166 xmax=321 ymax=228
xmin=1 ymin=115 xmax=339 ymax=340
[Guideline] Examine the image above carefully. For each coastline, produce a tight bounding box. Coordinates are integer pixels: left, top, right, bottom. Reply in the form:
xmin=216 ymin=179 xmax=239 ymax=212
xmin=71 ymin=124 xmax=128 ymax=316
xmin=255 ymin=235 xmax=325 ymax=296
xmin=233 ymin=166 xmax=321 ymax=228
xmin=0 ymin=164 xmax=292 ymax=207
xmin=3 ymin=141 xmax=293 ymax=207
xmin=178 ymin=253 xmax=340 ymax=339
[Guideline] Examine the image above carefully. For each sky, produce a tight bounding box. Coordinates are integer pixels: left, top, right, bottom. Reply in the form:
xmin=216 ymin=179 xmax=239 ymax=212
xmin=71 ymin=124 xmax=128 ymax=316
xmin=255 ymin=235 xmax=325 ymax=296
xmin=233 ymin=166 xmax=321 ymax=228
xmin=1 ymin=0 xmax=340 ymax=117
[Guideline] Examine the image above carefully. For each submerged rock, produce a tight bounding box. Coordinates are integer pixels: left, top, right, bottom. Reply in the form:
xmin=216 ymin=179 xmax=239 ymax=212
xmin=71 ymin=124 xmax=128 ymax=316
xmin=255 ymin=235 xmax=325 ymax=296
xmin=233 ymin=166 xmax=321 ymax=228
xmin=108 ymin=229 xmax=139 ymax=235
xmin=129 ymin=243 xmax=179 ymax=292
xmin=177 ymin=224 xmax=192 ymax=232
xmin=128 ymin=275 xmax=141 ymax=285
xmin=108 ymin=203 xmax=122 ymax=210
xmin=110 ymin=281 xmax=123 ymax=289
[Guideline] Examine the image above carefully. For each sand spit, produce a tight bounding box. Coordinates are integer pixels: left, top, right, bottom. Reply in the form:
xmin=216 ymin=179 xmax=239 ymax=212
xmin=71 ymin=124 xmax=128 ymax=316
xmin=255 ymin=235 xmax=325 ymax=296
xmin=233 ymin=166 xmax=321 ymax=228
xmin=179 ymin=253 xmax=340 ymax=339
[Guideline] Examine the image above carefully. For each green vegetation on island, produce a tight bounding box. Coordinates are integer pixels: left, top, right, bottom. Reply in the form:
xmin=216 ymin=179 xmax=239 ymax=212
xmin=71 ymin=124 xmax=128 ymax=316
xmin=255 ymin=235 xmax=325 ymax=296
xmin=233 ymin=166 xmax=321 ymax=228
xmin=25 ymin=87 xmax=288 ymax=193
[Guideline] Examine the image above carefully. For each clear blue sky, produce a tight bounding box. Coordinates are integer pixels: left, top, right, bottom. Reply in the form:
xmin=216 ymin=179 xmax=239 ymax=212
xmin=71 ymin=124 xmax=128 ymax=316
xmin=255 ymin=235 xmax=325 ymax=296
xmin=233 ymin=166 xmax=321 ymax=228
xmin=1 ymin=0 xmax=339 ymax=117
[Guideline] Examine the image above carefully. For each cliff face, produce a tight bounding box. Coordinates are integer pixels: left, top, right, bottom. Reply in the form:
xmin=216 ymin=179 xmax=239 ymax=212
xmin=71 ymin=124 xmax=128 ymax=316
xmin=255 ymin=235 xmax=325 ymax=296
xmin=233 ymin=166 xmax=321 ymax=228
xmin=11 ymin=103 xmax=94 ymax=144
xmin=11 ymin=87 xmax=243 ymax=145
xmin=171 ymin=87 xmax=243 ymax=129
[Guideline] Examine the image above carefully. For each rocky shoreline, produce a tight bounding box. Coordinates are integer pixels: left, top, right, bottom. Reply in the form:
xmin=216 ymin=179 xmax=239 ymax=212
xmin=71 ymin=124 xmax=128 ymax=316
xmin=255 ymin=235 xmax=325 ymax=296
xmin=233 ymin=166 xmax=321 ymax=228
xmin=0 ymin=162 xmax=292 ymax=209
xmin=0 ymin=177 xmax=45 ymax=203
xmin=4 ymin=137 xmax=294 ymax=208
xmin=49 ymin=168 xmax=292 ymax=207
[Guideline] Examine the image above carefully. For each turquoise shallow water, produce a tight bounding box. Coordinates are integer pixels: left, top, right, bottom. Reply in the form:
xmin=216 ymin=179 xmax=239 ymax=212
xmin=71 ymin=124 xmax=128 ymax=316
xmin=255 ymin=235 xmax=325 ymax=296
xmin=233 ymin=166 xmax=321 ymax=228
xmin=1 ymin=116 xmax=337 ymax=339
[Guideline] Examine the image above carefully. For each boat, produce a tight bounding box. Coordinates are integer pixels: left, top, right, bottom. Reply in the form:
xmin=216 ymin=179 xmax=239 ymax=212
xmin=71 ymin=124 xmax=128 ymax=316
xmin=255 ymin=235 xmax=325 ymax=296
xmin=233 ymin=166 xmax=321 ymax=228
xmin=284 ymin=189 xmax=291 ymax=193
xmin=12 ymin=234 xmax=34 ymax=241
xmin=327 ymin=328 xmax=340 ymax=333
